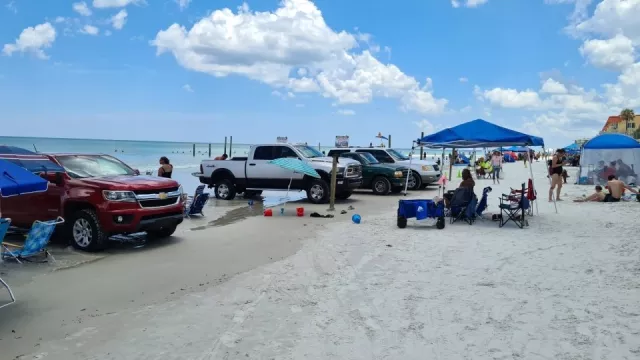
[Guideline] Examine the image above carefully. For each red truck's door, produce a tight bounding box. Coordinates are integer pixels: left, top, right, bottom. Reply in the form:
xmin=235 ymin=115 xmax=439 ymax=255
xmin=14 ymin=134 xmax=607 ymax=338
xmin=0 ymin=195 xmax=27 ymax=225
xmin=2 ymin=178 xmax=63 ymax=226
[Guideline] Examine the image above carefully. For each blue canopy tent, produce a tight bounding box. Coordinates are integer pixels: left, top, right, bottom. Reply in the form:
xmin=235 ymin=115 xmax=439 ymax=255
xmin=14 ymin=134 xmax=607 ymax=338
xmin=502 ymin=146 xmax=530 ymax=153
xmin=418 ymin=119 xmax=544 ymax=149
xmin=578 ymin=134 xmax=640 ymax=185
xmin=415 ymin=119 xmax=546 ymax=213
xmin=563 ymin=143 xmax=580 ymax=154
xmin=0 ymin=146 xmax=64 ymax=174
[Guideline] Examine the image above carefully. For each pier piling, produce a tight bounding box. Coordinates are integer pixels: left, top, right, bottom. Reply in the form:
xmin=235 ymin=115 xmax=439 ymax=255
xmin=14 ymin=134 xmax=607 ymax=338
xmin=229 ymin=136 xmax=233 ymax=156
xmin=224 ymin=137 xmax=228 ymax=154
xmin=208 ymin=143 xmax=211 ymax=158
xmin=192 ymin=143 xmax=195 ymax=157
xmin=388 ymin=135 xmax=392 ymax=148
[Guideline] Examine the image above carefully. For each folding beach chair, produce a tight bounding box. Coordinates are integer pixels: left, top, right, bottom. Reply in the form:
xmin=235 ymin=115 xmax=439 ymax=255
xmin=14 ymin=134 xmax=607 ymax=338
xmin=474 ymin=186 xmax=493 ymax=219
xmin=184 ymin=185 xmax=210 ymax=218
xmin=498 ymin=183 xmax=529 ymax=228
xmin=1 ymin=217 xmax=64 ymax=263
xmin=509 ymin=179 xmax=536 ymax=216
xmin=449 ymin=187 xmax=477 ymax=225
xmin=0 ymin=218 xmax=17 ymax=309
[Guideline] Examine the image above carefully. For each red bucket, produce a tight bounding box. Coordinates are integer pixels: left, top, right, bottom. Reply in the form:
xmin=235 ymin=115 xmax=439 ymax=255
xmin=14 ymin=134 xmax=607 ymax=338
xmin=296 ymin=207 xmax=304 ymax=217
xmin=264 ymin=209 xmax=273 ymax=217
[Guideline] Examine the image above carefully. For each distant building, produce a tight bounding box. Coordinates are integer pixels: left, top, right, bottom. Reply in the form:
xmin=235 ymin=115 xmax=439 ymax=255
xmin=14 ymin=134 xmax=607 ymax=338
xmin=601 ymin=114 xmax=640 ymax=136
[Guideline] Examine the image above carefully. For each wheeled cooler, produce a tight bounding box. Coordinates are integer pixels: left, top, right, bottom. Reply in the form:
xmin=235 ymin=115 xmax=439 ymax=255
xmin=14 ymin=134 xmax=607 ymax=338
xmin=397 ymin=199 xmax=446 ymax=229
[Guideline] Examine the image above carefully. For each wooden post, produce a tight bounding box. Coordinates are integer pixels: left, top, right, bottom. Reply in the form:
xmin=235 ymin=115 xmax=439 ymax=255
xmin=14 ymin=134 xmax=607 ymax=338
xmin=388 ymin=135 xmax=391 ymax=148
xmin=420 ymin=132 xmax=424 ymax=160
xmin=224 ymin=136 xmax=227 ymax=154
xmin=318 ymin=142 xmax=321 ymax=151
xmin=229 ymin=136 xmax=233 ymax=156
xmin=192 ymin=143 xmax=195 ymax=157
xmin=327 ymin=154 xmax=338 ymax=212
xmin=208 ymin=143 xmax=211 ymax=158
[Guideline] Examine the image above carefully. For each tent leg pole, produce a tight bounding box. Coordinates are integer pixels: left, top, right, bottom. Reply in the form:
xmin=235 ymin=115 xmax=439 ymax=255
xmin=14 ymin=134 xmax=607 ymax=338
xmin=527 ymin=147 xmax=539 ymax=216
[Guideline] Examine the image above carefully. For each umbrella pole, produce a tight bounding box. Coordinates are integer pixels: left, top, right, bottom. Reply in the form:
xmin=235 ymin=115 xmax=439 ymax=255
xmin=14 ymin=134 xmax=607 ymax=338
xmin=440 ymin=148 xmax=445 ymax=196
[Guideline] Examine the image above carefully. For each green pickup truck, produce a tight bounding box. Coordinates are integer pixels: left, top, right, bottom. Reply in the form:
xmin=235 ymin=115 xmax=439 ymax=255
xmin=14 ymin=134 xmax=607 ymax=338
xmin=329 ymin=150 xmax=409 ymax=195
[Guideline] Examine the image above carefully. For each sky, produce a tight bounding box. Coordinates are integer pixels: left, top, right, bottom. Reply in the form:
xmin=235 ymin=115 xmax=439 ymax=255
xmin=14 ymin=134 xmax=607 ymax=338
xmin=1 ymin=0 xmax=639 ymax=148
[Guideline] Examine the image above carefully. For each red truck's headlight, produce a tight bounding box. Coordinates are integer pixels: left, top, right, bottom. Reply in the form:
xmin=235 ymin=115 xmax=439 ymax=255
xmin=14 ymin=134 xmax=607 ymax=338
xmin=103 ymin=190 xmax=137 ymax=202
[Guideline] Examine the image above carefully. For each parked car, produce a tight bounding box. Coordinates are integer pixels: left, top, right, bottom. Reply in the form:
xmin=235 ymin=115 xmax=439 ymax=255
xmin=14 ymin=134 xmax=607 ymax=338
xmin=197 ymin=144 xmax=363 ymax=204
xmin=0 ymin=153 xmax=185 ymax=252
xmin=328 ymin=151 xmax=409 ymax=195
xmin=326 ymin=148 xmax=440 ymax=190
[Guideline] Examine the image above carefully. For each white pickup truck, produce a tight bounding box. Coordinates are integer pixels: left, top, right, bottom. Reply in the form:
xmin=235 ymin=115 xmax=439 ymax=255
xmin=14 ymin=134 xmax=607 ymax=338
xmin=197 ymin=144 xmax=363 ymax=204
xmin=327 ymin=148 xmax=441 ymax=190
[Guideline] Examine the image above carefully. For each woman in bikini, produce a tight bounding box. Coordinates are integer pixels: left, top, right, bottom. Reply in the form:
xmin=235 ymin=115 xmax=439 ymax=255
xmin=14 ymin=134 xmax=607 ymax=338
xmin=548 ymin=149 xmax=566 ymax=202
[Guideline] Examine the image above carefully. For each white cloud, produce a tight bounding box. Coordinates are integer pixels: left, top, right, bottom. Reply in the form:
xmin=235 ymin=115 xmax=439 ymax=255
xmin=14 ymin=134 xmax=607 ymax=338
xmin=182 ymin=84 xmax=193 ymax=92
xmin=73 ymin=2 xmax=92 ymax=16
xmin=2 ymin=22 xmax=57 ymax=59
xmin=54 ymin=16 xmax=66 ymax=23
xmin=451 ymin=0 xmax=489 ymax=8
xmin=482 ymin=88 xmax=542 ymax=108
xmin=413 ymin=119 xmax=435 ymax=134
xmin=540 ymin=78 xmax=568 ymax=94
xmin=579 ymin=34 xmax=636 ymax=71
xmin=110 ymin=9 xmax=127 ymax=30
xmin=175 ymin=0 xmax=191 ymax=11
xmin=92 ymin=0 xmax=142 ymax=8
xmin=152 ymin=0 xmax=447 ymax=114
xmin=459 ymin=77 xmax=468 ymax=83
xmin=573 ymin=0 xmax=640 ymax=44
xmin=81 ymin=25 xmax=100 ymax=35
xmin=337 ymin=109 xmax=355 ymax=116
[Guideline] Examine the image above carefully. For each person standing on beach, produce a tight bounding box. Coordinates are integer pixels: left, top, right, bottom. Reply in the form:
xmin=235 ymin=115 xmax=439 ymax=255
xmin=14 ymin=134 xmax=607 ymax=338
xmin=491 ymin=151 xmax=502 ymax=184
xmin=158 ymin=157 xmax=173 ymax=178
xmin=548 ymin=149 xmax=566 ymax=202
xmin=214 ymin=153 xmax=228 ymax=160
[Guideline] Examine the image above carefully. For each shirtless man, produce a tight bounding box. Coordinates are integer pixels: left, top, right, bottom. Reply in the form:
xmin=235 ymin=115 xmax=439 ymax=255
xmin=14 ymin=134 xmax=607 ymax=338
xmin=604 ymin=175 xmax=638 ymax=202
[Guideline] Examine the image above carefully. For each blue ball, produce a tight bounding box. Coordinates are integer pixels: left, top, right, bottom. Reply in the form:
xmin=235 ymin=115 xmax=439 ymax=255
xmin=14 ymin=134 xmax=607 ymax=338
xmin=352 ymin=214 xmax=361 ymax=224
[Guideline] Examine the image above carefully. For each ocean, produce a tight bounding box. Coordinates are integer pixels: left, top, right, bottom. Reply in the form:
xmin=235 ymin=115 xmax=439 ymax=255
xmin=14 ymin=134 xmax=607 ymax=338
xmin=0 ymin=136 xmax=436 ymax=196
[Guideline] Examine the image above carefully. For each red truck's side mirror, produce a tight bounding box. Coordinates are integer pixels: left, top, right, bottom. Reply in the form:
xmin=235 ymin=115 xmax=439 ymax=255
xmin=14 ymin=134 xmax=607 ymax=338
xmin=133 ymin=169 xmax=140 ymax=175
xmin=40 ymin=172 xmax=63 ymax=185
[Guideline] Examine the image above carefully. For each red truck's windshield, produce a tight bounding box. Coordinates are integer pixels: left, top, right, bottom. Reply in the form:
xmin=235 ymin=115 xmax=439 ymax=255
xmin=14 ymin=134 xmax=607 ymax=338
xmin=55 ymin=155 xmax=136 ymax=179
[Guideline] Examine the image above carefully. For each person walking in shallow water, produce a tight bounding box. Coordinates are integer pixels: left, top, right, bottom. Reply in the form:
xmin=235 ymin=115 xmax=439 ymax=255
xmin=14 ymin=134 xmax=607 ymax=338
xmin=158 ymin=156 xmax=173 ymax=178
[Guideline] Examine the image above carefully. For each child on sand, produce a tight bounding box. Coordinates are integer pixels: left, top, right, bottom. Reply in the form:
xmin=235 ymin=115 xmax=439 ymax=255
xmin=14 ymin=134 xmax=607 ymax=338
xmin=573 ymin=186 xmax=605 ymax=202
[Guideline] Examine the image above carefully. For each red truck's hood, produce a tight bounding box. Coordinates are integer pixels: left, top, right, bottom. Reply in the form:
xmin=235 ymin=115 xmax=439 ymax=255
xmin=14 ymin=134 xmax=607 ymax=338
xmin=78 ymin=175 xmax=179 ymax=190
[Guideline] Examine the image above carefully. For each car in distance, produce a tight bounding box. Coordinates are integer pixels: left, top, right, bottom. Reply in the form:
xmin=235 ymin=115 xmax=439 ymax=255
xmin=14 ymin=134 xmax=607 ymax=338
xmin=327 ymin=147 xmax=440 ymax=190
xmin=327 ymin=151 xmax=409 ymax=195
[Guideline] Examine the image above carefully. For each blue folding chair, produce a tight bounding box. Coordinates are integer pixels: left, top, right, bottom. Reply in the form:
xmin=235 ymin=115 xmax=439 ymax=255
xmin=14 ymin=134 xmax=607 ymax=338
xmin=1 ymin=217 xmax=64 ymax=263
xmin=0 ymin=218 xmax=16 ymax=309
xmin=184 ymin=185 xmax=210 ymax=218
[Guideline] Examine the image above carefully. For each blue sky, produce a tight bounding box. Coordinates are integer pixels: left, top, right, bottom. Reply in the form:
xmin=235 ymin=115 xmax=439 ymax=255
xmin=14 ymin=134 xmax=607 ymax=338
xmin=1 ymin=0 xmax=639 ymax=148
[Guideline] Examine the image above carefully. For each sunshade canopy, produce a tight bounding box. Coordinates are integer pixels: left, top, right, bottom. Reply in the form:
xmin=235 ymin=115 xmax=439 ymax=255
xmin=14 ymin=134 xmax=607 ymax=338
xmin=418 ymin=119 xmax=544 ymax=148
xmin=582 ymin=133 xmax=640 ymax=150
xmin=0 ymin=158 xmax=49 ymax=197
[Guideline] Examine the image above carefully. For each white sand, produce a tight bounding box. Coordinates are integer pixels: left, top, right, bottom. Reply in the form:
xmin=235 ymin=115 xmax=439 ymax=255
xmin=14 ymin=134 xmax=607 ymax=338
xmin=3 ymin=161 xmax=640 ymax=359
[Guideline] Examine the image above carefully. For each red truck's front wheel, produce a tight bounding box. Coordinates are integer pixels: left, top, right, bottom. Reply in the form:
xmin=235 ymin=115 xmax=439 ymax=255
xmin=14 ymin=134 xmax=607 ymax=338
xmin=68 ymin=209 xmax=109 ymax=252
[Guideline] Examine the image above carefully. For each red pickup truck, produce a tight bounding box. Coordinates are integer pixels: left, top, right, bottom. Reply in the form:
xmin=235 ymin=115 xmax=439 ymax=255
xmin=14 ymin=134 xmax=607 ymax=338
xmin=0 ymin=153 xmax=185 ymax=252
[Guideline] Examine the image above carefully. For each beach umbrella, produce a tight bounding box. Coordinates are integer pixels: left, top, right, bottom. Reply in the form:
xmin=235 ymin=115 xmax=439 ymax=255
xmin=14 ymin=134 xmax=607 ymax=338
xmin=268 ymin=158 xmax=320 ymax=179
xmin=0 ymin=158 xmax=49 ymax=197
xmin=267 ymin=158 xmax=320 ymax=209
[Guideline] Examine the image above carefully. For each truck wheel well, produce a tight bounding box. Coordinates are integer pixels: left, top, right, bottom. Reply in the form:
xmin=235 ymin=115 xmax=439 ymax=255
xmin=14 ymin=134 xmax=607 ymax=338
xmin=211 ymin=169 xmax=235 ymax=184
xmin=64 ymin=201 xmax=95 ymax=218
xmin=305 ymin=171 xmax=330 ymax=185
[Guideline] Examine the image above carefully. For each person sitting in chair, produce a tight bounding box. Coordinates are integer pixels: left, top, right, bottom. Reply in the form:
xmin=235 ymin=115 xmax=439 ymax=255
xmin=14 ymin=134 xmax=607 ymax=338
xmin=459 ymin=168 xmax=475 ymax=191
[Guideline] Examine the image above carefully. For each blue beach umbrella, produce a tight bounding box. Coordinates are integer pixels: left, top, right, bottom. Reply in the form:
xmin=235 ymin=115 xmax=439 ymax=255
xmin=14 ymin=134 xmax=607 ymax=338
xmin=0 ymin=158 xmax=49 ymax=197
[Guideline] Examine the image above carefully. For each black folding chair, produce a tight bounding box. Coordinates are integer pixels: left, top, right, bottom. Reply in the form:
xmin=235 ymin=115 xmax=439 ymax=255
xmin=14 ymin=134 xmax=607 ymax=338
xmin=449 ymin=188 xmax=477 ymax=225
xmin=498 ymin=183 xmax=529 ymax=228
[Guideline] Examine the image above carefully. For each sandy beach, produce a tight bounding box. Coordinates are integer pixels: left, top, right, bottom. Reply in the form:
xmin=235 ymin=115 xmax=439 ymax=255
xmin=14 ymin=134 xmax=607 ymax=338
xmin=1 ymin=161 xmax=640 ymax=359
